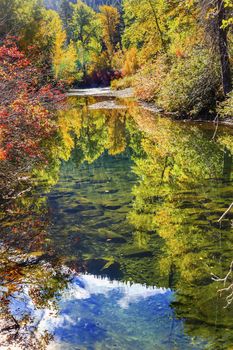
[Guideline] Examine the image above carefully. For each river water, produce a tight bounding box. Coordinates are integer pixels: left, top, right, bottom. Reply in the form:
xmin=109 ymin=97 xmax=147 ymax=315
xmin=0 ymin=90 xmax=233 ymax=349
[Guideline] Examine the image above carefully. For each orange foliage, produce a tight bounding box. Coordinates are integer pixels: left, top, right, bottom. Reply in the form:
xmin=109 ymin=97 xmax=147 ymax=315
xmin=0 ymin=38 xmax=64 ymax=163
xmin=122 ymin=48 xmax=139 ymax=76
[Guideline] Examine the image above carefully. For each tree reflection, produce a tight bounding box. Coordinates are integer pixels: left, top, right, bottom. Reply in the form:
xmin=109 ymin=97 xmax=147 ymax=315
xmin=0 ymin=98 xmax=136 ymax=348
xmin=127 ymin=107 xmax=233 ymax=348
xmin=0 ymin=196 xmax=72 ymax=349
xmin=0 ymin=102 xmax=82 ymax=349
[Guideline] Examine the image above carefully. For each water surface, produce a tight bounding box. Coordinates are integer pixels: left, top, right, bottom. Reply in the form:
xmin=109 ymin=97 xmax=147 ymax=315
xmin=1 ymin=93 xmax=233 ymax=349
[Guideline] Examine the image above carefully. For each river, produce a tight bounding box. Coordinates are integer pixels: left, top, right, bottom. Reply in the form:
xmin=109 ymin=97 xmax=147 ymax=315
xmin=0 ymin=89 xmax=233 ymax=349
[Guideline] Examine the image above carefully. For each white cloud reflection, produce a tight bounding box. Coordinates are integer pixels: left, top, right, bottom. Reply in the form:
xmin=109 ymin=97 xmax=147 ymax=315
xmin=77 ymin=274 xmax=168 ymax=309
xmin=7 ymin=274 xmax=170 ymax=348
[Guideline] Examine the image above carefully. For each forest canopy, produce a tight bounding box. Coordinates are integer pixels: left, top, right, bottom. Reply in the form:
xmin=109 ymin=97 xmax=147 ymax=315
xmin=0 ymin=0 xmax=232 ymax=117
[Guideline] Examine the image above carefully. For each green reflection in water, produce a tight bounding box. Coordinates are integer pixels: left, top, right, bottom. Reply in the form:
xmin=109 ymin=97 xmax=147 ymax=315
xmin=0 ymin=96 xmax=233 ymax=349
xmin=126 ymin=111 xmax=233 ymax=349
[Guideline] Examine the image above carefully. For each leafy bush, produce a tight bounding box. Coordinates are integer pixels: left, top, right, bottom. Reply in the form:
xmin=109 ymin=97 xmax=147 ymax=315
xmin=112 ymin=48 xmax=221 ymax=117
xmin=0 ymin=39 xmax=64 ymax=163
xmin=133 ymin=55 xmax=168 ymax=102
xmin=157 ymin=49 xmax=221 ymax=116
xmin=217 ymin=91 xmax=233 ymax=119
xmin=111 ymin=75 xmax=134 ymax=90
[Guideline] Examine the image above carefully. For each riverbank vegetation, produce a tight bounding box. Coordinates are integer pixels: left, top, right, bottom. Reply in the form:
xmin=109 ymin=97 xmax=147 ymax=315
xmin=113 ymin=0 xmax=232 ymax=119
xmin=44 ymin=0 xmax=233 ymax=118
xmin=2 ymin=0 xmax=232 ymax=116
xmin=0 ymin=0 xmax=232 ymax=200
xmin=1 ymin=0 xmax=232 ymax=117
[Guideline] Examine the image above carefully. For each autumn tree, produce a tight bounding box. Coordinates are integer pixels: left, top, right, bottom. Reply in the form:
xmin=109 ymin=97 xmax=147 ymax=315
xmin=35 ymin=9 xmax=79 ymax=83
xmin=0 ymin=0 xmax=42 ymax=38
xmin=99 ymin=5 xmax=120 ymax=61
xmin=122 ymin=0 xmax=167 ymax=60
xmin=118 ymin=0 xmax=232 ymax=116
xmin=69 ymin=1 xmax=101 ymax=79
xmin=0 ymin=38 xmax=64 ymax=199
xmin=23 ymin=8 xmax=64 ymax=69
xmin=60 ymin=0 xmax=74 ymax=41
xmin=201 ymin=0 xmax=232 ymax=95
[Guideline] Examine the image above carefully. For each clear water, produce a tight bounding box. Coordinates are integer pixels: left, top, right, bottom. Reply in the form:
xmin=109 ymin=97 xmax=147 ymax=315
xmin=0 ymin=94 xmax=233 ymax=349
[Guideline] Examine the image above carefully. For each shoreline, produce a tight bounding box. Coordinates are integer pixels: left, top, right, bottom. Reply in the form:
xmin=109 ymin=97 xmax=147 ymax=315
xmin=67 ymin=86 xmax=233 ymax=127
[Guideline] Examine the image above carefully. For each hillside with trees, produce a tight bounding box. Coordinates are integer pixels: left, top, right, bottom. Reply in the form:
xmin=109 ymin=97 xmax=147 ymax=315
xmin=40 ymin=0 xmax=232 ymax=119
xmin=44 ymin=0 xmax=122 ymax=11
xmin=0 ymin=0 xmax=232 ymax=120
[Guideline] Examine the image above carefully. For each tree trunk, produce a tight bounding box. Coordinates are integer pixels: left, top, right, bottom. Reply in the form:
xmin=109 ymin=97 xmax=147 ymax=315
xmin=223 ymin=147 xmax=232 ymax=183
xmin=217 ymin=0 xmax=232 ymax=95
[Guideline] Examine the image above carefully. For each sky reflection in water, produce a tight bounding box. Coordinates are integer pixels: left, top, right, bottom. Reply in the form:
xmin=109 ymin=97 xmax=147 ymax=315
xmin=8 ymin=274 xmax=206 ymax=350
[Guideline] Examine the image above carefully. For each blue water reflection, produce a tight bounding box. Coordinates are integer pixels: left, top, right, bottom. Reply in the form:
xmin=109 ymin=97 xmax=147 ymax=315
xmin=8 ymin=274 xmax=207 ymax=350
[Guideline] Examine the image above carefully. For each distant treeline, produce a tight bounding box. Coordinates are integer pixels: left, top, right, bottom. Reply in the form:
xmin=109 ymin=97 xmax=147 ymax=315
xmin=44 ymin=0 xmax=122 ymax=11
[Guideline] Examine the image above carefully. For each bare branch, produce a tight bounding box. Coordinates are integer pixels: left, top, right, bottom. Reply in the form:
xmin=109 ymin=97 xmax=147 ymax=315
xmin=218 ymin=202 xmax=233 ymax=222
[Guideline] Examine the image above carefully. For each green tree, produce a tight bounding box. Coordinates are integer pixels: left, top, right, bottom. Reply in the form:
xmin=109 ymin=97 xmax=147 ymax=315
xmin=122 ymin=0 xmax=166 ymax=60
xmin=60 ymin=0 xmax=74 ymax=41
xmin=0 ymin=0 xmax=43 ymax=38
xmin=69 ymin=0 xmax=101 ymax=79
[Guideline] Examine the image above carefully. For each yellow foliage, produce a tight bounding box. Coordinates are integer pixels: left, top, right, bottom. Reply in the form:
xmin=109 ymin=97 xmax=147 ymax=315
xmin=53 ymin=40 xmax=78 ymax=84
xmin=99 ymin=5 xmax=120 ymax=59
xmin=57 ymin=108 xmax=82 ymax=160
xmin=122 ymin=48 xmax=139 ymax=76
xmin=89 ymin=50 xmax=110 ymax=74
xmin=133 ymin=55 xmax=168 ymax=102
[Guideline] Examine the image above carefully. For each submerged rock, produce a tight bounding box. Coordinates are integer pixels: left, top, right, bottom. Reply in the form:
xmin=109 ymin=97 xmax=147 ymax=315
xmin=97 ymin=228 xmax=126 ymax=241
xmin=64 ymin=205 xmax=97 ymax=213
xmin=102 ymin=204 xmax=122 ymax=211
xmin=122 ymin=248 xmax=153 ymax=258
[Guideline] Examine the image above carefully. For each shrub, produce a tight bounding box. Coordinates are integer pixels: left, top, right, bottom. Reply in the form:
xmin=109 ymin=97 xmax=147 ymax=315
xmin=111 ymin=75 xmax=134 ymax=90
xmin=157 ymin=48 xmax=221 ymax=116
xmin=217 ymin=91 xmax=233 ymax=119
xmin=0 ymin=39 xmax=64 ymax=164
xmin=133 ymin=55 xmax=168 ymax=102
